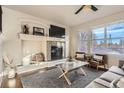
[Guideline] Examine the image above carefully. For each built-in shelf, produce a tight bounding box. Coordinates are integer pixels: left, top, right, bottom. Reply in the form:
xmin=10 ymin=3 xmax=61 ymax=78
xmin=19 ymin=34 xmax=65 ymax=42
xmin=19 ymin=34 xmax=45 ymax=41
xmin=46 ymin=36 xmax=65 ymax=42
xmin=19 ymin=33 xmax=66 ymax=62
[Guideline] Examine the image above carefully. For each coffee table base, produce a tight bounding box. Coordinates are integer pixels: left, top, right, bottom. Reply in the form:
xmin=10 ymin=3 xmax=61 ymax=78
xmin=58 ymin=66 xmax=87 ymax=85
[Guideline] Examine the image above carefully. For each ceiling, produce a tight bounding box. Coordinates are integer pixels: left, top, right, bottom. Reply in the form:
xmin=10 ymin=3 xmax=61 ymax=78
xmin=5 ymin=5 xmax=124 ymax=27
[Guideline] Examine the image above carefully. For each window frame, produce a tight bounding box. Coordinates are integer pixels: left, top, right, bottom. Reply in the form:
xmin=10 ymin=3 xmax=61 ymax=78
xmin=77 ymin=31 xmax=89 ymax=53
xmin=91 ymin=21 xmax=124 ymax=54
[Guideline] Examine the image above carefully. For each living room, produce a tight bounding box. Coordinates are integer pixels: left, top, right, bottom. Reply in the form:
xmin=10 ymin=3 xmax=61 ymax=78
xmin=0 ymin=0 xmax=124 ymax=90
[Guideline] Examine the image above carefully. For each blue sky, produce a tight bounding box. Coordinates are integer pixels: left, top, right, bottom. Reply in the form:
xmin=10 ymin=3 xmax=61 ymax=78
xmin=93 ymin=29 xmax=124 ymax=39
xmin=93 ymin=23 xmax=124 ymax=44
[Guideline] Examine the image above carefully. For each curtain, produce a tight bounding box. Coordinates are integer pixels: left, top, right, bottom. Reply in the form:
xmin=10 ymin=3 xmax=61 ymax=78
xmin=0 ymin=5 xmax=2 ymax=33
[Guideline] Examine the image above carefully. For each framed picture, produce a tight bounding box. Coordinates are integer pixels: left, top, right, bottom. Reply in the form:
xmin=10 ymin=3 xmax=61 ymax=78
xmin=33 ymin=27 xmax=44 ymax=36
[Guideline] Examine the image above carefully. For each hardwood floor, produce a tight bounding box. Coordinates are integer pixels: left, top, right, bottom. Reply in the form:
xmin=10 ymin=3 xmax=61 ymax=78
xmin=1 ymin=73 xmax=23 ymax=88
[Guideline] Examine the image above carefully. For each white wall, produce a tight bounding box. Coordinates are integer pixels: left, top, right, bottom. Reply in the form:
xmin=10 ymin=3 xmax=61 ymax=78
xmin=0 ymin=35 xmax=3 ymax=86
xmin=22 ymin=41 xmax=42 ymax=57
xmin=71 ymin=11 xmax=124 ymax=68
xmin=2 ymin=7 xmax=70 ymax=66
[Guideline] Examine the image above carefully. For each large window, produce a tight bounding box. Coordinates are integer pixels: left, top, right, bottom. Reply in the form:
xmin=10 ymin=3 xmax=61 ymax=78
xmin=92 ymin=27 xmax=106 ymax=53
xmin=77 ymin=32 xmax=89 ymax=53
xmin=77 ymin=21 xmax=124 ymax=54
xmin=92 ymin=22 xmax=124 ymax=54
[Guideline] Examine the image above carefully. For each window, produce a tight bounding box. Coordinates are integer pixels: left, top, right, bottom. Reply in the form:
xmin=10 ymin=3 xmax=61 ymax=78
xmin=92 ymin=27 xmax=105 ymax=39
xmin=77 ymin=32 xmax=89 ymax=53
xmin=92 ymin=22 xmax=124 ymax=54
xmin=92 ymin=27 xmax=106 ymax=54
xmin=106 ymin=23 xmax=124 ymax=38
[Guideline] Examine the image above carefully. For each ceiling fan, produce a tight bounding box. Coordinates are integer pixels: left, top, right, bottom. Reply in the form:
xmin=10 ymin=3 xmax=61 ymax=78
xmin=75 ymin=5 xmax=98 ymax=14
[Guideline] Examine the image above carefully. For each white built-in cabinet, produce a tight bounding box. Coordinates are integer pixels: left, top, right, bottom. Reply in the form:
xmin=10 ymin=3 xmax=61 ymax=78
xmin=19 ymin=34 xmax=66 ymax=65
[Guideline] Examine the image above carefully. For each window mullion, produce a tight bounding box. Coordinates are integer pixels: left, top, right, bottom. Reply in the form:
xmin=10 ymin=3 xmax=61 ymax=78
xmin=104 ymin=27 xmax=107 ymax=48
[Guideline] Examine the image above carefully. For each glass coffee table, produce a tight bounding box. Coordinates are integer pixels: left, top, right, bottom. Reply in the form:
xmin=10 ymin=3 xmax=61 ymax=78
xmin=57 ymin=60 xmax=89 ymax=85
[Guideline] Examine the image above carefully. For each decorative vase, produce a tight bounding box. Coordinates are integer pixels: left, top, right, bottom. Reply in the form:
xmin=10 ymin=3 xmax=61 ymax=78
xmin=23 ymin=25 xmax=29 ymax=34
xmin=68 ymin=56 xmax=72 ymax=62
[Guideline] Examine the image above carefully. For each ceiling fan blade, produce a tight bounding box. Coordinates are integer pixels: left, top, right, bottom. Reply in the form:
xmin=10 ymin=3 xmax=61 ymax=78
xmin=75 ymin=5 xmax=85 ymax=14
xmin=91 ymin=5 xmax=98 ymax=11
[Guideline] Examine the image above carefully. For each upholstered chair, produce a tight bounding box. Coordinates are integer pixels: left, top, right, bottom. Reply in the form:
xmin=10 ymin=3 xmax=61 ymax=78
xmin=89 ymin=54 xmax=107 ymax=70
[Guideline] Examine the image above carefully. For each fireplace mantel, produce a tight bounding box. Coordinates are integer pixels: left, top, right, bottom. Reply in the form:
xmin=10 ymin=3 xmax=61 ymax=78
xmin=19 ymin=34 xmax=66 ymax=42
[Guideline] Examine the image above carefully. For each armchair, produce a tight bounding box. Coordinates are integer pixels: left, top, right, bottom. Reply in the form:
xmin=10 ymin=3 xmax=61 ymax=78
xmin=89 ymin=54 xmax=107 ymax=70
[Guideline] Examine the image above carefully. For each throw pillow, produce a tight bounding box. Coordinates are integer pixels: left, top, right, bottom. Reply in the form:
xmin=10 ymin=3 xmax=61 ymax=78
xmin=118 ymin=60 xmax=124 ymax=68
xmin=76 ymin=54 xmax=84 ymax=58
xmin=94 ymin=55 xmax=103 ymax=61
xmin=36 ymin=54 xmax=44 ymax=62
xmin=122 ymin=65 xmax=124 ymax=71
xmin=31 ymin=54 xmax=36 ymax=61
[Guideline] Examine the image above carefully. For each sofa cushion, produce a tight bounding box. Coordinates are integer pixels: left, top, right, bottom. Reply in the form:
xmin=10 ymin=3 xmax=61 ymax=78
xmin=116 ymin=77 xmax=124 ymax=88
xmin=94 ymin=78 xmax=110 ymax=88
xmin=86 ymin=78 xmax=109 ymax=88
xmin=109 ymin=78 xmax=120 ymax=88
xmin=109 ymin=66 xmax=124 ymax=76
xmin=100 ymin=71 xmax=122 ymax=82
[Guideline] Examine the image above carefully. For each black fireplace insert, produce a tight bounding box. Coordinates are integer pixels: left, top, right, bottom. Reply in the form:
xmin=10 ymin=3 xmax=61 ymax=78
xmin=51 ymin=46 xmax=63 ymax=60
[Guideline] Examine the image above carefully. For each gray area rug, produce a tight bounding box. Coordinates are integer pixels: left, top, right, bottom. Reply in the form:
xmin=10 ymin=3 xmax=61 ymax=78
xmin=20 ymin=67 xmax=105 ymax=88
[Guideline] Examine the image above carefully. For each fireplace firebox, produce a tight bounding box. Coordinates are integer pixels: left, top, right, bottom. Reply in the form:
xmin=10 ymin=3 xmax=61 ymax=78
xmin=51 ymin=46 xmax=63 ymax=60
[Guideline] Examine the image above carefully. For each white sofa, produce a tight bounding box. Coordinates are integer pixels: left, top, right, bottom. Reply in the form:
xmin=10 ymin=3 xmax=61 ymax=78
xmin=86 ymin=65 xmax=124 ymax=88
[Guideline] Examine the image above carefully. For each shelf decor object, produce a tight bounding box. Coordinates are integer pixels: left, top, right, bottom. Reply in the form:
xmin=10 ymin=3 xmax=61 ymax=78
xmin=22 ymin=24 xmax=29 ymax=34
xmin=33 ymin=27 xmax=44 ymax=36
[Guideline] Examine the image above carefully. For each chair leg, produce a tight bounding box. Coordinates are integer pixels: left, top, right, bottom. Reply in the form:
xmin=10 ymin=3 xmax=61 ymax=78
xmin=97 ymin=66 xmax=99 ymax=71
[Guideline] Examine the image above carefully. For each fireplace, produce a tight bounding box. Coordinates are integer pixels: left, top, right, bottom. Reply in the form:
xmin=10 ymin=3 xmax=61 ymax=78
xmin=51 ymin=46 xmax=63 ymax=60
